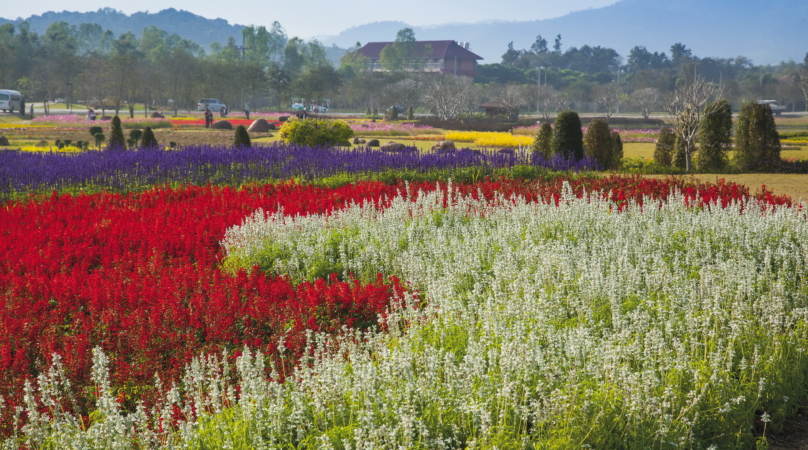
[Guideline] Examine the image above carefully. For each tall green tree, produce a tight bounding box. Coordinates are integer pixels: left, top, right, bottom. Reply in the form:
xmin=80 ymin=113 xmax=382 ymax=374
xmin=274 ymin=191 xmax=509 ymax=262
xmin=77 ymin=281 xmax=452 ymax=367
xmin=697 ymin=99 xmax=732 ymax=172
xmin=552 ymin=110 xmax=584 ymax=161
xmin=734 ymin=101 xmax=781 ymax=171
xmin=380 ymin=28 xmax=431 ymax=73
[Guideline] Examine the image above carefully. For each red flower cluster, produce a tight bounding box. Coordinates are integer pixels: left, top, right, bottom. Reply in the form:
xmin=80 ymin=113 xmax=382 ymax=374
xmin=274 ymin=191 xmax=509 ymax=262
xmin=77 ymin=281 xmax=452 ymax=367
xmin=0 ymin=176 xmax=790 ymax=434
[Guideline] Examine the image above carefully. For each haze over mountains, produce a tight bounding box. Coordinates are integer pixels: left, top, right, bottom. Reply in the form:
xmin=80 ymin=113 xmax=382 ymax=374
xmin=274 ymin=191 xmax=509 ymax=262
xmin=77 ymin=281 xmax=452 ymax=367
xmin=2 ymin=0 xmax=806 ymax=65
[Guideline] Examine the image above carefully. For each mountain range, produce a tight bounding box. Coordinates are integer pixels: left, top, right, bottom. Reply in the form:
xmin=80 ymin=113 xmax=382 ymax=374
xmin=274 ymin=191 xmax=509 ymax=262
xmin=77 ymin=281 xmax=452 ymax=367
xmin=3 ymin=0 xmax=807 ymax=66
xmin=320 ymin=0 xmax=808 ymax=65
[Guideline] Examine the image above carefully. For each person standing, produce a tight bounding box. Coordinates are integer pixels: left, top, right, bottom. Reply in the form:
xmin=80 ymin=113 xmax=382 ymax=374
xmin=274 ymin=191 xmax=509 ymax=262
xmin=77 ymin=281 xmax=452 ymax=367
xmin=204 ymin=108 xmax=213 ymax=128
xmin=20 ymin=97 xmax=25 ymax=117
xmin=244 ymin=103 xmax=250 ymax=120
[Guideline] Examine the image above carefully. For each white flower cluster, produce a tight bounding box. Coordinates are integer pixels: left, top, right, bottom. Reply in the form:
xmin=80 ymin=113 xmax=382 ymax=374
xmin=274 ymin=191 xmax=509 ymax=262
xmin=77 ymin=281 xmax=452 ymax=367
xmin=9 ymin=185 xmax=808 ymax=448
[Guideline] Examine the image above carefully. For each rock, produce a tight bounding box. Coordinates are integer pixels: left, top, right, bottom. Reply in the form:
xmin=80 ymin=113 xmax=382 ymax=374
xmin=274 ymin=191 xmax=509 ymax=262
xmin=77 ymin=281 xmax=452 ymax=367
xmin=99 ymin=115 xmax=112 ymax=121
xmin=150 ymin=112 xmax=165 ymax=118
xmin=432 ymin=140 xmax=456 ymax=152
xmin=366 ymin=139 xmax=380 ymax=147
xmin=381 ymin=142 xmax=406 ymax=152
xmin=359 ymin=138 xmax=366 ymax=144
xmin=247 ymin=119 xmax=274 ymax=133
xmin=278 ymin=116 xmax=290 ymax=122
xmin=35 ymin=140 xmax=49 ymax=147
xmin=211 ymin=120 xmax=233 ymax=130
xmin=353 ymin=137 xmax=361 ymax=144
xmin=0 ymin=135 xmax=9 ymax=146
xmin=339 ymin=141 xmax=352 ymax=147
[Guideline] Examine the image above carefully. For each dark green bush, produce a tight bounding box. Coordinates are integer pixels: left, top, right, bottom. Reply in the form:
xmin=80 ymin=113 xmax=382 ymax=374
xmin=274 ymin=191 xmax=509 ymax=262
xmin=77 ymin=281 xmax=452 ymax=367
xmin=654 ymin=128 xmax=676 ymax=167
xmin=532 ymin=123 xmax=553 ymax=157
xmin=89 ymin=126 xmax=103 ymax=137
xmin=552 ymin=111 xmax=584 ymax=161
xmin=139 ymin=127 xmax=158 ymax=148
xmin=106 ymin=116 xmax=126 ymax=150
xmin=233 ymin=125 xmax=252 ymax=147
xmin=583 ymin=119 xmax=613 ymax=169
xmin=734 ymin=101 xmax=781 ymax=171
xmin=697 ymin=99 xmax=732 ymax=172
xmin=611 ymin=131 xmax=623 ymax=169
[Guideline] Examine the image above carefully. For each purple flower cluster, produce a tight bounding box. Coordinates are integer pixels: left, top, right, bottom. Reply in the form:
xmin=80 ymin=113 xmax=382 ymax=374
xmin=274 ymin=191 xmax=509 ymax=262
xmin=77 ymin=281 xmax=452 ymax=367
xmin=0 ymin=144 xmax=600 ymax=199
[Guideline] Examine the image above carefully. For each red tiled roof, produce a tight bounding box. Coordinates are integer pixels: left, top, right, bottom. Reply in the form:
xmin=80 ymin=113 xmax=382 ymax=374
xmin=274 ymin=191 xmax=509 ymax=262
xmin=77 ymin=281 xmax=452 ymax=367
xmin=354 ymin=40 xmax=483 ymax=60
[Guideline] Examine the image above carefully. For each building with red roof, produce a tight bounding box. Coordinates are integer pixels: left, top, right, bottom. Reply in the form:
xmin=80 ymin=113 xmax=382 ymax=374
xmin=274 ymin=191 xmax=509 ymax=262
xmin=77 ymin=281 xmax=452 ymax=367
xmin=349 ymin=40 xmax=483 ymax=76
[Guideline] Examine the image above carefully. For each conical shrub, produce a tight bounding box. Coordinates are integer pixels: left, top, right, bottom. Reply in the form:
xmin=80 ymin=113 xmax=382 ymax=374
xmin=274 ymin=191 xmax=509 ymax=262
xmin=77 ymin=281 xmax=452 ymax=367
xmin=139 ymin=127 xmax=158 ymax=148
xmin=532 ymin=123 xmax=553 ymax=157
xmin=233 ymin=125 xmax=252 ymax=147
xmin=583 ymin=119 xmax=613 ymax=169
xmin=552 ymin=111 xmax=584 ymax=161
xmin=654 ymin=128 xmax=676 ymax=167
xmin=106 ymin=116 xmax=126 ymax=150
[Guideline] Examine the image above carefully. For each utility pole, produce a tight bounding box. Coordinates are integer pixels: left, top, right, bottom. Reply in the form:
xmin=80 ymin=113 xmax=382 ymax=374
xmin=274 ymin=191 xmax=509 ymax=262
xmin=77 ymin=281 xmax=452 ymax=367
xmin=236 ymin=34 xmax=250 ymax=113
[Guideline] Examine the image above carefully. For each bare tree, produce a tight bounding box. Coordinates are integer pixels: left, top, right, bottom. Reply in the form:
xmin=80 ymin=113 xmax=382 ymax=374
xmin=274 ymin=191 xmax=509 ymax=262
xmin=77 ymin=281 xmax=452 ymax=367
xmin=627 ymin=87 xmax=661 ymax=119
xmin=661 ymin=76 xmax=720 ymax=172
xmin=488 ymin=84 xmax=529 ymax=120
xmin=533 ymin=85 xmax=567 ymax=120
xmin=593 ymin=82 xmax=623 ymax=118
xmin=380 ymin=78 xmax=423 ymax=111
xmin=421 ymin=74 xmax=478 ymax=120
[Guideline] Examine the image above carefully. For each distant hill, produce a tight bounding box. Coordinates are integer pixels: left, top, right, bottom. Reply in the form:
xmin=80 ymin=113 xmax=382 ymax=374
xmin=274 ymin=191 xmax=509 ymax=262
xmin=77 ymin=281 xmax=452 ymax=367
xmin=320 ymin=0 xmax=808 ymax=65
xmin=0 ymin=8 xmax=245 ymax=50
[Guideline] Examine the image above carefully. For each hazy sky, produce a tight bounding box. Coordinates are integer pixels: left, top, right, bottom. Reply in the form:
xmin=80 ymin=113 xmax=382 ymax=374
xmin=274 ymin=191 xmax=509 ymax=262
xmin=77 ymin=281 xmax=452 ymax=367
xmin=5 ymin=0 xmax=620 ymax=38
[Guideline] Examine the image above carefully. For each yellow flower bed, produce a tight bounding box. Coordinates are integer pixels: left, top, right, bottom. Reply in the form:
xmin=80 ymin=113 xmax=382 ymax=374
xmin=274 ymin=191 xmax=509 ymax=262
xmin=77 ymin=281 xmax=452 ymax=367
xmin=445 ymin=131 xmax=534 ymax=148
xmin=0 ymin=124 xmax=52 ymax=128
xmin=19 ymin=146 xmax=86 ymax=153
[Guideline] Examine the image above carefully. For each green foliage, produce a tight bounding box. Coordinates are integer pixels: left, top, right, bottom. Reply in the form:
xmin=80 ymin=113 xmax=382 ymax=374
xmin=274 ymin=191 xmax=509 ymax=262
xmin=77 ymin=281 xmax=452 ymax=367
xmin=279 ymin=119 xmax=354 ymax=147
xmin=532 ymin=123 xmax=553 ymax=157
xmin=654 ymin=128 xmax=676 ymax=167
xmin=407 ymin=106 xmax=414 ymax=121
xmin=233 ymin=125 xmax=252 ymax=148
xmin=89 ymin=126 xmax=103 ymax=137
xmin=673 ymin=136 xmax=686 ymax=169
xmin=139 ymin=126 xmax=158 ymax=148
xmin=365 ymin=107 xmax=371 ymax=117
xmin=128 ymin=129 xmax=143 ymax=141
xmin=94 ymin=133 xmax=105 ymax=149
xmin=583 ymin=119 xmax=614 ymax=169
xmin=611 ymin=131 xmax=623 ymax=170
xmin=106 ymin=116 xmax=126 ymax=150
xmin=697 ymin=99 xmax=732 ymax=172
xmin=388 ymin=106 xmax=399 ymax=121
xmin=734 ymin=101 xmax=781 ymax=171
xmin=552 ymin=110 xmax=584 ymax=160
xmin=372 ymin=107 xmax=378 ymax=116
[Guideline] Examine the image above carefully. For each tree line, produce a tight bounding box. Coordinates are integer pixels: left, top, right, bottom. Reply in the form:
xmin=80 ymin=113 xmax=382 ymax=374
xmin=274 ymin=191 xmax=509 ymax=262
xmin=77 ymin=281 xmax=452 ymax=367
xmin=1 ymin=20 xmax=807 ymax=118
xmin=480 ymin=36 xmax=808 ymax=117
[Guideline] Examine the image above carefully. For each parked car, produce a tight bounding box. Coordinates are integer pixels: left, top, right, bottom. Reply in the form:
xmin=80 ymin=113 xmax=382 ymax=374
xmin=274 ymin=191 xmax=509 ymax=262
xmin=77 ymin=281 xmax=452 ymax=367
xmin=0 ymin=89 xmax=23 ymax=113
xmin=197 ymin=98 xmax=227 ymax=112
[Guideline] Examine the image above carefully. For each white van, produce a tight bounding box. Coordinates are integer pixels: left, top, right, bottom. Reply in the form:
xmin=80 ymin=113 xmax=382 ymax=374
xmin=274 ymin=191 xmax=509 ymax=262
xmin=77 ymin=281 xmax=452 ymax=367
xmin=197 ymin=98 xmax=226 ymax=112
xmin=0 ymin=89 xmax=23 ymax=113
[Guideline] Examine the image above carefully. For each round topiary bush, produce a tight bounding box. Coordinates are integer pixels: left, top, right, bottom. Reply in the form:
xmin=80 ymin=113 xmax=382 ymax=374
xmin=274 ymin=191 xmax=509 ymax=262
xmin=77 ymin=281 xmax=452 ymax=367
xmin=279 ymin=119 xmax=354 ymax=147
